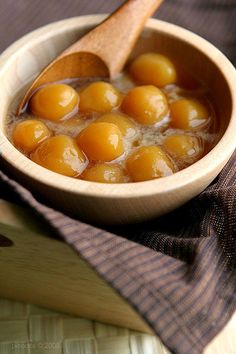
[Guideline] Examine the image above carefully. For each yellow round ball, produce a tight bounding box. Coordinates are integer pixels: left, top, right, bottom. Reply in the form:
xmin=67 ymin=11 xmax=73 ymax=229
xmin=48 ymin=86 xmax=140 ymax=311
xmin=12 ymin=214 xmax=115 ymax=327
xmin=12 ymin=119 xmax=51 ymax=153
xmin=163 ymin=134 xmax=203 ymax=165
xmin=96 ymin=113 xmax=136 ymax=136
xmin=121 ymin=85 xmax=169 ymax=125
xmin=77 ymin=122 xmax=124 ymax=162
xmin=129 ymin=53 xmax=177 ymax=87
xmin=79 ymin=81 xmax=121 ymax=113
xmin=126 ymin=146 xmax=175 ymax=182
xmin=31 ymin=135 xmax=87 ymax=177
xmin=82 ymin=164 xmax=125 ymax=183
xmin=30 ymin=84 xmax=79 ymax=121
xmin=170 ymin=99 xmax=209 ymax=130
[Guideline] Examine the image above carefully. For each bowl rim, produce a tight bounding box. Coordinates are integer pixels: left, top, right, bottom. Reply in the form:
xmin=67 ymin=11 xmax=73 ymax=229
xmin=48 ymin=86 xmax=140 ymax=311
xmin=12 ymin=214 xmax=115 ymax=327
xmin=0 ymin=15 xmax=236 ymax=199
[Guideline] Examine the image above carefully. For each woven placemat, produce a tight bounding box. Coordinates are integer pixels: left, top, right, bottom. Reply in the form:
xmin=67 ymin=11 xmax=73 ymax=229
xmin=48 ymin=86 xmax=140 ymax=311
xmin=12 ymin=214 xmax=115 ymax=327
xmin=0 ymin=297 xmax=169 ymax=354
xmin=0 ymin=298 xmax=235 ymax=354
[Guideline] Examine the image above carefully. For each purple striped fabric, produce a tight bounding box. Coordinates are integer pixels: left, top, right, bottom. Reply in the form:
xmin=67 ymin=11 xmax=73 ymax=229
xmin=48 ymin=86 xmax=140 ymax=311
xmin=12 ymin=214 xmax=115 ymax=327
xmin=0 ymin=1 xmax=236 ymax=353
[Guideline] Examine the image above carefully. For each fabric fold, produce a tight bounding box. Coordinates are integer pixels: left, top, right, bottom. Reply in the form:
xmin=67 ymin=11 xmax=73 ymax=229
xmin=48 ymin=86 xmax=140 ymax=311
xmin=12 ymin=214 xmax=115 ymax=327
xmin=0 ymin=151 xmax=235 ymax=354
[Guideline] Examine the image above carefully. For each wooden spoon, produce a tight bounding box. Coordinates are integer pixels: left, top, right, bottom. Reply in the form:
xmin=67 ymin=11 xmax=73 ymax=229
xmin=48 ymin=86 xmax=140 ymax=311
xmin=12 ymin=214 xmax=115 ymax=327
xmin=17 ymin=0 xmax=163 ymax=115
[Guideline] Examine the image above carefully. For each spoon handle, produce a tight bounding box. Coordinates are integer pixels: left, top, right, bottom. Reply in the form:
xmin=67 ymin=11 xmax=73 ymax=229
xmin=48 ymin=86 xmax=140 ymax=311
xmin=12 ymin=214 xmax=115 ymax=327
xmin=63 ymin=0 xmax=164 ymax=77
xmin=17 ymin=0 xmax=163 ymax=115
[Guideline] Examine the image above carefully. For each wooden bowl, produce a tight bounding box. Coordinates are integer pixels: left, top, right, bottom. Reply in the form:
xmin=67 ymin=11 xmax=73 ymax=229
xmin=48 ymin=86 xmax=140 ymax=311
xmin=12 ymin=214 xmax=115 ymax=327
xmin=0 ymin=16 xmax=236 ymax=224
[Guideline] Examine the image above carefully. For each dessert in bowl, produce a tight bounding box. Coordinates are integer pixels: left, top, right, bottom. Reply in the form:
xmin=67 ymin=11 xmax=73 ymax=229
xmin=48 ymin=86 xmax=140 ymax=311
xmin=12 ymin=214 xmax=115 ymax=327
xmin=0 ymin=15 xmax=235 ymax=224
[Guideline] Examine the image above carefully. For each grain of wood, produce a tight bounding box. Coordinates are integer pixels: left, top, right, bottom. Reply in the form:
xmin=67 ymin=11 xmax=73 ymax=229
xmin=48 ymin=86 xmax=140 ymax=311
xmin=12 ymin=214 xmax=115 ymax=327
xmin=63 ymin=339 xmax=96 ymax=354
xmin=0 ymin=320 xmax=28 ymax=342
xmin=94 ymin=322 xmax=129 ymax=338
xmin=29 ymin=316 xmax=63 ymax=342
xmin=0 ymin=298 xmax=28 ymax=319
xmin=30 ymin=344 xmax=62 ymax=354
xmin=97 ymin=336 xmax=131 ymax=354
xmin=63 ymin=318 xmax=94 ymax=339
xmin=0 ymin=342 xmax=30 ymax=354
xmin=130 ymin=335 xmax=170 ymax=354
xmin=28 ymin=304 xmax=60 ymax=316
xmin=0 ymin=200 xmax=50 ymax=235
xmin=0 ymin=200 xmax=151 ymax=333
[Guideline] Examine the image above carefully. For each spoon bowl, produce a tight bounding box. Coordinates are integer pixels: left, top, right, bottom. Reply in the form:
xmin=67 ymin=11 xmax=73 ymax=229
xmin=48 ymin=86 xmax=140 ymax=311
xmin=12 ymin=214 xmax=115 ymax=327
xmin=17 ymin=0 xmax=163 ymax=114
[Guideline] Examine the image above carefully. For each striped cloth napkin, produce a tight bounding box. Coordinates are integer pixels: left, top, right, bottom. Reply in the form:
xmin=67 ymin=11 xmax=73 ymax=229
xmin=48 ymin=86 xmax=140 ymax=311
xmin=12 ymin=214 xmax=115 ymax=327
xmin=0 ymin=1 xmax=235 ymax=353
